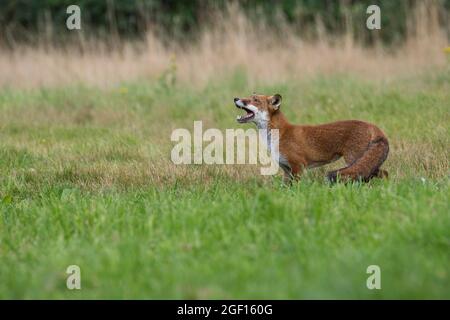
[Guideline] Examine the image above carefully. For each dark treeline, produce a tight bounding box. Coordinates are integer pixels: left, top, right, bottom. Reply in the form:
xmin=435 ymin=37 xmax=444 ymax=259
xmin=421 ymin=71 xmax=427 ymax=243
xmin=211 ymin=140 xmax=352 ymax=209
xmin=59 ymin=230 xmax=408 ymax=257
xmin=0 ymin=0 xmax=449 ymax=46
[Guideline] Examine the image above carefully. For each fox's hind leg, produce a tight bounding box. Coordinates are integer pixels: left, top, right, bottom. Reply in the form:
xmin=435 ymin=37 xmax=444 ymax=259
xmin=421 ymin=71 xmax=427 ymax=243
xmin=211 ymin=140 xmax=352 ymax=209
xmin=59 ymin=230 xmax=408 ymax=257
xmin=281 ymin=163 xmax=304 ymax=185
xmin=327 ymin=137 xmax=389 ymax=183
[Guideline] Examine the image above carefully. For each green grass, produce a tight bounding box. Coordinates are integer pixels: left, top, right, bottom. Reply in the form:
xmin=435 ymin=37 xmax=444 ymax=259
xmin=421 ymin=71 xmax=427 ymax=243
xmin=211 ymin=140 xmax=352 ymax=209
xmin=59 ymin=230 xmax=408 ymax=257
xmin=0 ymin=69 xmax=449 ymax=299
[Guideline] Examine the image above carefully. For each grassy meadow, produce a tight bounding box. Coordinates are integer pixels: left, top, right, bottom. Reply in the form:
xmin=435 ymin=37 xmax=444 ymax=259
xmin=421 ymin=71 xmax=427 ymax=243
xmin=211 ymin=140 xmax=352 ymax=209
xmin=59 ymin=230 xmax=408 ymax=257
xmin=0 ymin=67 xmax=449 ymax=299
xmin=0 ymin=3 xmax=449 ymax=299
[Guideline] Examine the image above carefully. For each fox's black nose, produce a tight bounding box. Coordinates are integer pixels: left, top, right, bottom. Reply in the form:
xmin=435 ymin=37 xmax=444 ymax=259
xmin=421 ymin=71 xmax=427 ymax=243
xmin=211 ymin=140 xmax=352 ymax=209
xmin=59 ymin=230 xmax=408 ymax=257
xmin=234 ymin=98 xmax=239 ymax=102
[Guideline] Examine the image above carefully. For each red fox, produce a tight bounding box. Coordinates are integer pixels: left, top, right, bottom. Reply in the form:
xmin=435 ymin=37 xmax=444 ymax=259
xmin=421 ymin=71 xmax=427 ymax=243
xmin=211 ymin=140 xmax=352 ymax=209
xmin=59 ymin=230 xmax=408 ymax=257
xmin=234 ymin=94 xmax=389 ymax=183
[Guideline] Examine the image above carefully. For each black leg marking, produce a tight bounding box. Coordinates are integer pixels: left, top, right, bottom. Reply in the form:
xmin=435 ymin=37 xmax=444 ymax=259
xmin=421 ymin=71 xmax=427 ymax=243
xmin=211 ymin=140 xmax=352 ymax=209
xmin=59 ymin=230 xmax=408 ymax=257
xmin=327 ymin=170 xmax=338 ymax=183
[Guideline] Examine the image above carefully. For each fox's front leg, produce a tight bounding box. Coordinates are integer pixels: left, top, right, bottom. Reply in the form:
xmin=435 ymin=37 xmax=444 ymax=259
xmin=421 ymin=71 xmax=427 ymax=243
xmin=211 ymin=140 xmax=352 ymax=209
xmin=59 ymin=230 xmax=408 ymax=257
xmin=282 ymin=163 xmax=303 ymax=185
xmin=283 ymin=170 xmax=293 ymax=185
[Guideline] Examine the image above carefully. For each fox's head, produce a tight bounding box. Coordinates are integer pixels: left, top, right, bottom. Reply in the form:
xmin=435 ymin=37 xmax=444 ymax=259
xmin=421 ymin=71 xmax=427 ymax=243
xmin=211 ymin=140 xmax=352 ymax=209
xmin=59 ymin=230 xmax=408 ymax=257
xmin=234 ymin=94 xmax=282 ymax=128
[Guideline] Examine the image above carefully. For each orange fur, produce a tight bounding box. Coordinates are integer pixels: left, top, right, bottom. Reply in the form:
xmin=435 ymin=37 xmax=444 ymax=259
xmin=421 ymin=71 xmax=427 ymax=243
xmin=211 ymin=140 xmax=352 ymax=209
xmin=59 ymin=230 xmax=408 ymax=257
xmin=234 ymin=94 xmax=389 ymax=183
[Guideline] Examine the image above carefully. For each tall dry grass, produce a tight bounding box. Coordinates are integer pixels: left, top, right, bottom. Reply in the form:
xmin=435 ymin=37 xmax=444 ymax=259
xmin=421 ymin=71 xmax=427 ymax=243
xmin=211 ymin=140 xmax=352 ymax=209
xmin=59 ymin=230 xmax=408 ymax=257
xmin=0 ymin=2 xmax=448 ymax=89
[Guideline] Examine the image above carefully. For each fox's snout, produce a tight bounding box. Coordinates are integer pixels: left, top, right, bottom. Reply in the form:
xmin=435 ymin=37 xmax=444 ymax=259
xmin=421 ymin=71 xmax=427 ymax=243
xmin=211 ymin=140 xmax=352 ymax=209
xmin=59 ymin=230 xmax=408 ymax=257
xmin=234 ymin=98 xmax=247 ymax=109
xmin=234 ymin=97 xmax=256 ymax=123
xmin=234 ymin=97 xmax=245 ymax=107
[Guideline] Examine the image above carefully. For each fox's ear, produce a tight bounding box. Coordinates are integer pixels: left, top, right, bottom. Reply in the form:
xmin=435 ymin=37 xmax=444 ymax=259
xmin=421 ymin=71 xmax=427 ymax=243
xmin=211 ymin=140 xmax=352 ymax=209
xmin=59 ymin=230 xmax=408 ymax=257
xmin=270 ymin=94 xmax=282 ymax=110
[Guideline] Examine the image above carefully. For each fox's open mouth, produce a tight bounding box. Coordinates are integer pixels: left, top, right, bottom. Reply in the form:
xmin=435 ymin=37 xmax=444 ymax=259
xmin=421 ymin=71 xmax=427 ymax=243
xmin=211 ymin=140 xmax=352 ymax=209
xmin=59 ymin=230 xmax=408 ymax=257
xmin=236 ymin=105 xmax=255 ymax=123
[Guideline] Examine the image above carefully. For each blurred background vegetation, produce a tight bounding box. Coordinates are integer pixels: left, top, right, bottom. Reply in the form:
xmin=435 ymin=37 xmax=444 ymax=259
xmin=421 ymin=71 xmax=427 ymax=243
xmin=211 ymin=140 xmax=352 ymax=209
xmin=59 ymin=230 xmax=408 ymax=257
xmin=0 ymin=0 xmax=449 ymax=47
xmin=0 ymin=0 xmax=448 ymax=89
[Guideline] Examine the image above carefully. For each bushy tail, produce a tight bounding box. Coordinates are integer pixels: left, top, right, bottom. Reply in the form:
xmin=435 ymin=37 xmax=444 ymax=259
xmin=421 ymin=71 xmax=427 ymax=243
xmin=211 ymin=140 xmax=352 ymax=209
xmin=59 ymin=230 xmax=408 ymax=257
xmin=328 ymin=137 xmax=389 ymax=183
